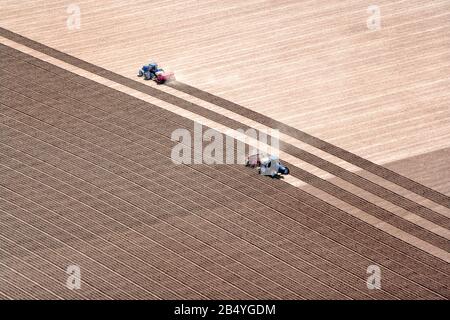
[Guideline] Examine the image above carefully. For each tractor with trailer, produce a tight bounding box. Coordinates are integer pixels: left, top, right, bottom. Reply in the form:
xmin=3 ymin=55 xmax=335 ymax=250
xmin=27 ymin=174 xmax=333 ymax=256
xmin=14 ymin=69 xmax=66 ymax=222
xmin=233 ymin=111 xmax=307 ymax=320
xmin=245 ymin=153 xmax=290 ymax=178
xmin=138 ymin=61 xmax=175 ymax=84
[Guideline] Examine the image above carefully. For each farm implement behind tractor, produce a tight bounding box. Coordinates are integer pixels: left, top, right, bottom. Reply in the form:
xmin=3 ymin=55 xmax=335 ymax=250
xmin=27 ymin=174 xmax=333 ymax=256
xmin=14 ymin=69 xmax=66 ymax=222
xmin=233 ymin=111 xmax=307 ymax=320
xmin=246 ymin=153 xmax=290 ymax=178
xmin=138 ymin=62 xmax=175 ymax=84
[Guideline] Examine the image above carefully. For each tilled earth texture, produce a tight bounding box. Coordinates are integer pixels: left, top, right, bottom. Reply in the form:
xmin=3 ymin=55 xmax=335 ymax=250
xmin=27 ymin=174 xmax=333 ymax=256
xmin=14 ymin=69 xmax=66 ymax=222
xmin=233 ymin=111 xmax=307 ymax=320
xmin=0 ymin=0 xmax=449 ymax=300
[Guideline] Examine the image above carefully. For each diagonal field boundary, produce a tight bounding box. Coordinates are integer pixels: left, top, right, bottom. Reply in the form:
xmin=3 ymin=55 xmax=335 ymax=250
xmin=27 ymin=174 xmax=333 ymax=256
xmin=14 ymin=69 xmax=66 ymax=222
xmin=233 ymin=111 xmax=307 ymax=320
xmin=168 ymin=81 xmax=450 ymax=209
xmin=0 ymin=26 xmax=448 ymax=214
